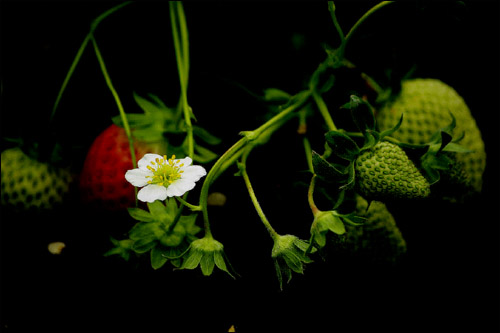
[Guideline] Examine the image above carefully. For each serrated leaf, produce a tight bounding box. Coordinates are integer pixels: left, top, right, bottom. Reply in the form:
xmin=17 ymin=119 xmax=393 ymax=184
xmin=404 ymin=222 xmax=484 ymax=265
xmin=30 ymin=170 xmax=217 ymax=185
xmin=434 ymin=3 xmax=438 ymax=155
xmin=151 ymin=246 xmax=169 ymax=270
xmin=112 ymin=113 xmax=154 ymax=128
xmin=324 ymin=131 xmax=360 ymax=160
xmin=127 ymin=208 xmax=155 ymax=223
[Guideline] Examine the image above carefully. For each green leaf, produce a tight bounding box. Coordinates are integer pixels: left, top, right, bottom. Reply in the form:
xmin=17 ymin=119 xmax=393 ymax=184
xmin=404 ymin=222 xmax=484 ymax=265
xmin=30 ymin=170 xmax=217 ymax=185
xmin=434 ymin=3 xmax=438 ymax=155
xmin=193 ymin=126 xmax=222 ymax=145
xmin=112 ymin=113 xmax=153 ymax=128
xmin=129 ymin=222 xmax=158 ymax=240
xmin=192 ymin=144 xmax=218 ymax=163
xmin=151 ymin=246 xmax=169 ymax=270
xmin=263 ymin=88 xmax=292 ymax=102
xmin=147 ymin=201 xmax=170 ymax=224
xmin=127 ymin=208 xmax=155 ymax=223
xmin=133 ymin=92 xmax=173 ymax=118
xmin=324 ymin=131 xmax=360 ymax=160
xmin=442 ymin=142 xmax=474 ymax=153
xmin=339 ymin=162 xmax=356 ymax=190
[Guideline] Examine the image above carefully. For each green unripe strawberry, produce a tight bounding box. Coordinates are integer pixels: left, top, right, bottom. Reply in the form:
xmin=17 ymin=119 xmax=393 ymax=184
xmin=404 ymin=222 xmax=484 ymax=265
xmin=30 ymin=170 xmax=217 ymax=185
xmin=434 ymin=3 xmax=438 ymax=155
xmin=345 ymin=195 xmax=406 ymax=264
xmin=376 ymin=79 xmax=486 ymax=193
xmin=355 ymin=141 xmax=430 ymax=200
xmin=1 ymin=147 xmax=74 ymax=210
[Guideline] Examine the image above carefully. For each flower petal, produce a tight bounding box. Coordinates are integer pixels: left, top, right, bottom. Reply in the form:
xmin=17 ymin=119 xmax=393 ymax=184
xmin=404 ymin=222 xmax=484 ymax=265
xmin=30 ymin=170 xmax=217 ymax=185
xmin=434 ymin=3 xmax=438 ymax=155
xmin=137 ymin=184 xmax=168 ymax=202
xmin=138 ymin=153 xmax=163 ymax=170
xmin=125 ymin=168 xmax=153 ymax=187
xmin=166 ymin=179 xmax=196 ymax=197
xmin=177 ymin=156 xmax=193 ymax=167
xmin=180 ymin=165 xmax=207 ymax=182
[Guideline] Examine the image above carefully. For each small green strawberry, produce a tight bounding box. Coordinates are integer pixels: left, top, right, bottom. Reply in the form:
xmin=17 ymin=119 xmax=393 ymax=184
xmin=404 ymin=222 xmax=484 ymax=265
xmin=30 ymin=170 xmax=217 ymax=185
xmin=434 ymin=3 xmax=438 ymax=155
xmin=345 ymin=195 xmax=407 ymax=264
xmin=376 ymin=79 xmax=486 ymax=193
xmin=1 ymin=147 xmax=74 ymax=211
xmin=354 ymin=141 xmax=430 ymax=200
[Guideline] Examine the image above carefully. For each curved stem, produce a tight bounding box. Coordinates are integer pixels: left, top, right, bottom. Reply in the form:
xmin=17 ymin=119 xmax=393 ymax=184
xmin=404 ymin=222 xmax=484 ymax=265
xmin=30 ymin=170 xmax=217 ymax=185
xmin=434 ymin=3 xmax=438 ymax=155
xmin=308 ymin=174 xmax=320 ymax=216
xmin=91 ymin=36 xmax=137 ymax=171
xmin=343 ymin=1 xmax=394 ymax=50
xmin=50 ymin=1 xmax=133 ymax=123
xmin=328 ymin=2 xmax=345 ymax=43
xmin=311 ymin=89 xmax=337 ymax=131
xmin=239 ymin=153 xmax=280 ymax=241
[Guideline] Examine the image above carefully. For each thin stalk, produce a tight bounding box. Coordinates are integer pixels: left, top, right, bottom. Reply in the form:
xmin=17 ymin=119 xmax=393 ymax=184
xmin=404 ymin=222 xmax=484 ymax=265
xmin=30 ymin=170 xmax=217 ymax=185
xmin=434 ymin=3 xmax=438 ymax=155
xmin=328 ymin=2 xmax=345 ymax=43
xmin=91 ymin=36 xmax=137 ymax=171
xmin=170 ymin=2 xmax=194 ymax=158
xmin=50 ymin=1 xmax=132 ymax=123
xmin=343 ymin=1 xmax=394 ymax=49
xmin=311 ymin=89 xmax=337 ymax=131
xmin=308 ymin=174 xmax=320 ymax=216
xmin=239 ymin=154 xmax=280 ymax=241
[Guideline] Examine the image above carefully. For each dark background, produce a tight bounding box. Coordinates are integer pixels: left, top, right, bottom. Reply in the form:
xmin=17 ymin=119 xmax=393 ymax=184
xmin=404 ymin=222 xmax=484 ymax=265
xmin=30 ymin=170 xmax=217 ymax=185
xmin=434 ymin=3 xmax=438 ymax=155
xmin=1 ymin=1 xmax=499 ymax=331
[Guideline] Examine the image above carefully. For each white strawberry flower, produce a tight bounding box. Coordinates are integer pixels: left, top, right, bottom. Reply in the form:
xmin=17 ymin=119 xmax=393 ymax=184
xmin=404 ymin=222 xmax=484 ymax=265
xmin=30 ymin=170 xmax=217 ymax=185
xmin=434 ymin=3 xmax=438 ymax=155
xmin=125 ymin=154 xmax=206 ymax=202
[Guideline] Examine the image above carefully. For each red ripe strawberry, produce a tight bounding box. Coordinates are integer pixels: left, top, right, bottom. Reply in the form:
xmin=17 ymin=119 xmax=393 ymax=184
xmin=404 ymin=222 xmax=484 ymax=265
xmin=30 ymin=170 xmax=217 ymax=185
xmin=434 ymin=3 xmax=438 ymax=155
xmin=79 ymin=124 xmax=166 ymax=210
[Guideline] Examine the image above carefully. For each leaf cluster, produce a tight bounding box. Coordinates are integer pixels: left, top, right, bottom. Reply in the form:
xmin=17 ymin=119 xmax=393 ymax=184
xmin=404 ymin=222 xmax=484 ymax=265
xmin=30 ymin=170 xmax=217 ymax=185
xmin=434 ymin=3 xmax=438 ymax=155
xmin=112 ymin=93 xmax=221 ymax=163
xmin=105 ymin=198 xmax=201 ymax=270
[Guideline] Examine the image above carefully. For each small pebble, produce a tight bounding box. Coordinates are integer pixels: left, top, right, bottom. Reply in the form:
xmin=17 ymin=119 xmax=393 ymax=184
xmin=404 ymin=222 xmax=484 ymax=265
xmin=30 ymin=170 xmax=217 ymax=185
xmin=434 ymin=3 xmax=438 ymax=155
xmin=48 ymin=242 xmax=66 ymax=255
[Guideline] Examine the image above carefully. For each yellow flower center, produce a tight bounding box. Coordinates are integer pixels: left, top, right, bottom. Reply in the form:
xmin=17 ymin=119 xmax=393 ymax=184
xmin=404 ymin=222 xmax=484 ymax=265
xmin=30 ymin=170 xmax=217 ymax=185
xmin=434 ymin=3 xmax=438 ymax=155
xmin=146 ymin=155 xmax=184 ymax=187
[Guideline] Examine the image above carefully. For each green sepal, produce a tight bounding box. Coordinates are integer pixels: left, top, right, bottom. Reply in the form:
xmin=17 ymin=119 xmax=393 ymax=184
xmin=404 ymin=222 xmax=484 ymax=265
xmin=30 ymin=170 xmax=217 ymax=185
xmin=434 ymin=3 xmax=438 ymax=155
xmin=348 ymin=95 xmax=376 ymax=134
xmin=311 ymin=151 xmax=348 ymax=183
xmin=379 ymin=113 xmax=404 ymax=140
xmin=127 ymin=207 xmax=155 ymax=223
xmin=339 ymin=161 xmax=356 ymax=190
xmin=324 ymin=131 xmax=360 ymax=161
xmin=334 ymin=211 xmax=366 ymax=226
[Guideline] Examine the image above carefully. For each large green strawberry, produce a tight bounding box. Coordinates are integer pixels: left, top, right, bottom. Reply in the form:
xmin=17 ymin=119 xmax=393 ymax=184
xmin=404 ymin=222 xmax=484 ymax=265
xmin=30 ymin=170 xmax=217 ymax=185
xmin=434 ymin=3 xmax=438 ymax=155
xmin=355 ymin=141 xmax=431 ymax=200
xmin=345 ymin=195 xmax=406 ymax=264
xmin=376 ymin=79 xmax=486 ymax=193
xmin=79 ymin=124 xmax=166 ymax=210
xmin=1 ymin=147 xmax=74 ymax=211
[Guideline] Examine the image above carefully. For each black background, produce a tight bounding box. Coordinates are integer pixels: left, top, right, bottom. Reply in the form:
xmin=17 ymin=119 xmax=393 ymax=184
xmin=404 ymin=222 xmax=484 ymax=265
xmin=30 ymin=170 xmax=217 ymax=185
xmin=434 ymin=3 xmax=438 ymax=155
xmin=1 ymin=1 xmax=499 ymax=331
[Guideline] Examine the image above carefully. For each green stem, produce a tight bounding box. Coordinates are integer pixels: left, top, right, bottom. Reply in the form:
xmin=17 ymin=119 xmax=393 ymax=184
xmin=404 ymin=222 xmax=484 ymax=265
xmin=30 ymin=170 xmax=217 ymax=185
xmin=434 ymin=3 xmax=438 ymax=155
xmin=49 ymin=1 xmax=132 ymax=123
xmin=308 ymin=174 xmax=320 ymax=216
xmin=170 ymin=1 xmax=194 ymax=158
xmin=91 ymin=36 xmax=137 ymax=171
xmin=343 ymin=1 xmax=394 ymax=50
xmin=311 ymin=89 xmax=337 ymax=131
xmin=303 ymin=136 xmax=314 ymax=174
xmin=328 ymin=2 xmax=345 ymax=43
xmin=176 ymin=196 xmax=201 ymax=211
xmin=239 ymin=154 xmax=280 ymax=241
